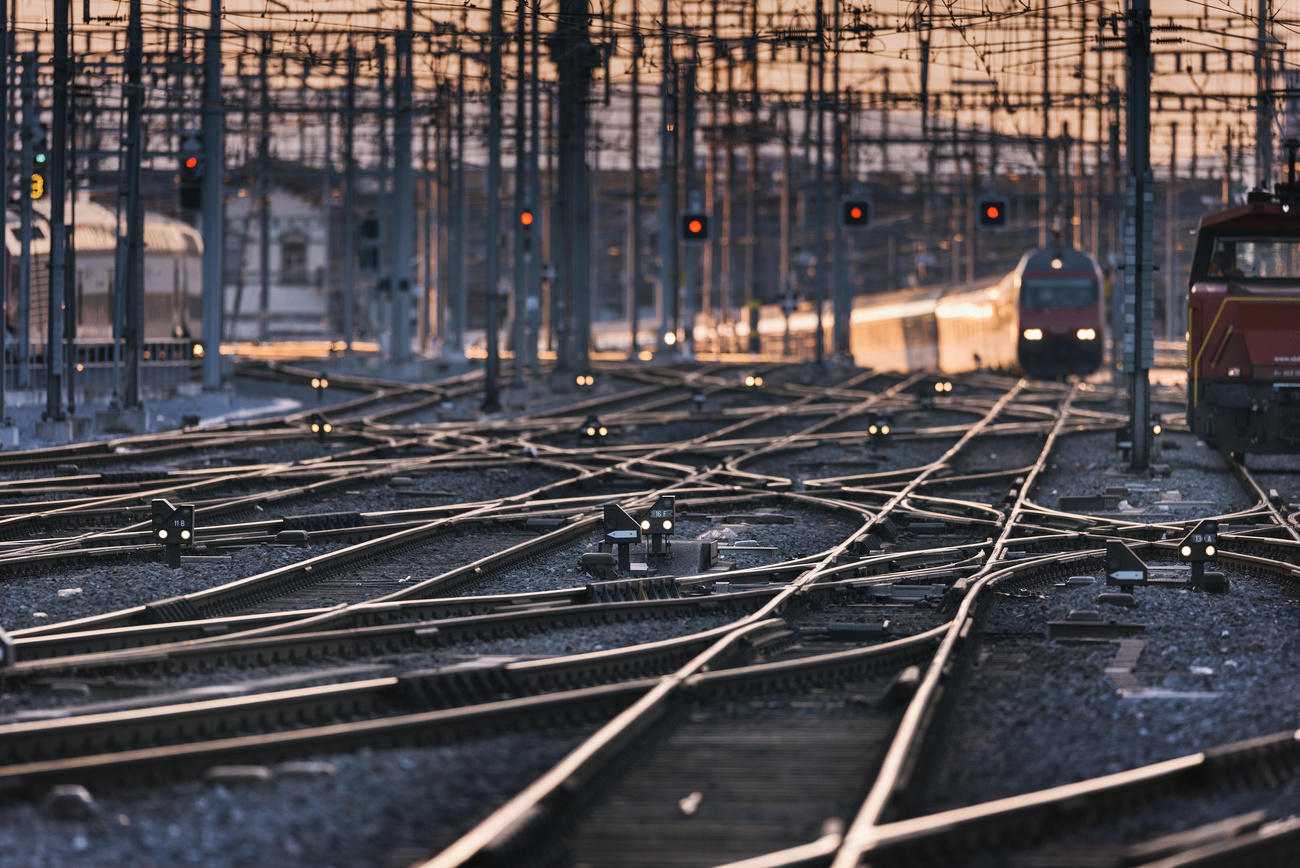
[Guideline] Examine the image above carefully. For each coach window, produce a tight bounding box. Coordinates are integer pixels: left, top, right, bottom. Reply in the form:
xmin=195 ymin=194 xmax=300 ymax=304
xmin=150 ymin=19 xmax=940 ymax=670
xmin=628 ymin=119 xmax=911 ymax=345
xmin=280 ymin=232 xmax=309 ymax=285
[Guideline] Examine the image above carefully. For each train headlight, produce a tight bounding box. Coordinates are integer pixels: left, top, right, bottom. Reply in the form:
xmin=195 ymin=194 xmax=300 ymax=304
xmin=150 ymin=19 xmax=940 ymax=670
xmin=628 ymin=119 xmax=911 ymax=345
xmin=662 ymin=519 xmax=672 ymax=531
xmin=1227 ymin=367 xmax=1242 ymax=377
xmin=192 ymin=343 xmax=205 ymax=358
xmin=1022 ymin=328 xmax=1044 ymax=341
xmin=1076 ymin=328 xmax=1097 ymax=341
xmin=157 ymin=529 xmax=169 ymax=540
xmin=1180 ymin=545 xmax=1192 ymax=557
xmin=641 ymin=519 xmax=651 ymax=530
xmin=180 ymin=529 xmax=191 ymax=541
xmin=1205 ymin=545 xmax=1216 ymax=558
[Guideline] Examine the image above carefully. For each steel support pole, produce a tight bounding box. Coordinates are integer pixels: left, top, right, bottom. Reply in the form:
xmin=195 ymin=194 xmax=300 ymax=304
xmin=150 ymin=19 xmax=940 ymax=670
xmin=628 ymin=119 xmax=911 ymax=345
xmin=200 ymin=1 xmax=224 ymax=390
xmin=1124 ymin=0 xmax=1153 ymax=470
xmin=626 ymin=0 xmax=641 ymax=357
xmin=813 ymin=0 xmax=826 ymax=365
xmin=47 ymin=0 xmax=70 ymax=421
xmin=512 ymin=0 xmax=528 ymax=381
xmin=526 ymin=0 xmax=541 ymax=374
xmin=452 ymin=52 xmax=467 ymax=355
xmin=123 ymin=0 xmax=144 ymax=410
xmin=831 ymin=0 xmax=849 ymax=358
xmin=18 ymin=57 xmax=34 ymax=391
xmin=552 ymin=0 xmax=595 ymax=370
xmin=656 ymin=0 xmax=675 ymax=352
xmin=681 ymin=59 xmax=697 ymax=359
xmin=745 ymin=0 xmax=759 ymax=354
xmin=1165 ymin=121 xmax=1176 ymax=342
xmin=0 ymin=3 xmax=7 ymax=421
xmin=482 ymin=0 xmax=503 ymax=409
xmin=391 ymin=0 xmax=414 ymax=364
xmin=342 ymin=44 xmax=356 ymax=352
xmin=256 ymin=46 xmax=270 ymax=343
xmin=1256 ymin=0 xmax=1272 ymax=190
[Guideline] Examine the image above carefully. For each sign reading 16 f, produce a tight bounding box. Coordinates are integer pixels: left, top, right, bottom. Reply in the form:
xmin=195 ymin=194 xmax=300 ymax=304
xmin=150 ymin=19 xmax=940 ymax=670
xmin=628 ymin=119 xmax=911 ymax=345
xmin=30 ymin=172 xmax=45 ymax=200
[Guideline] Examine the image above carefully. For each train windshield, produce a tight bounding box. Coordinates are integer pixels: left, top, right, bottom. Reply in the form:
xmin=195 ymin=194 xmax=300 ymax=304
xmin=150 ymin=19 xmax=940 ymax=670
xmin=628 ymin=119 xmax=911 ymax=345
xmin=1020 ymin=278 xmax=1097 ymax=308
xmin=1209 ymin=237 xmax=1300 ymax=279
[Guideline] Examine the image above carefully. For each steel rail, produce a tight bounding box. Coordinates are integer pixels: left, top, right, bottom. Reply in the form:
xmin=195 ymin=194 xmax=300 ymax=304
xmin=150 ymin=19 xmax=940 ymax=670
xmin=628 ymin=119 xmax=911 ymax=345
xmin=427 ymin=377 xmax=1031 ymax=865
xmin=834 ymin=382 xmax=1078 ymax=866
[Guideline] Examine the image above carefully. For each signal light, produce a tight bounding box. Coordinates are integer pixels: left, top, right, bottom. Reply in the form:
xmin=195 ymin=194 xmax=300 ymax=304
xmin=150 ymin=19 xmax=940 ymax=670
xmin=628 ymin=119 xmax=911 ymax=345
xmin=583 ymin=415 xmax=608 ymax=440
xmin=309 ymin=413 xmax=333 ymax=440
xmin=868 ymin=415 xmax=892 ymax=445
xmin=978 ymin=199 xmax=1008 ymax=227
xmin=179 ymin=134 xmax=203 ymax=211
xmin=30 ymin=123 xmax=49 ymax=201
xmin=1178 ymin=519 xmax=1225 ymax=591
xmin=842 ymin=200 xmax=870 ymax=227
xmin=642 ymin=495 xmax=676 ymax=554
xmin=519 ymin=208 xmax=535 ymax=228
xmin=151 ymin=498 xmax=196 ymax=568
xmin=681 ymin=213 xmax=709 ymax=242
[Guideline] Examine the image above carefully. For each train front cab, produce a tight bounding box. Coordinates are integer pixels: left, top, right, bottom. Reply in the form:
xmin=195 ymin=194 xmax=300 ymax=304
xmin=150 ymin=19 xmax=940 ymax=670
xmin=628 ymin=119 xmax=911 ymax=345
xmin=1014 ymin=248 xmax=1105 ymax=378
xmin=1186 ymin=199 xmax=1300 ymax=454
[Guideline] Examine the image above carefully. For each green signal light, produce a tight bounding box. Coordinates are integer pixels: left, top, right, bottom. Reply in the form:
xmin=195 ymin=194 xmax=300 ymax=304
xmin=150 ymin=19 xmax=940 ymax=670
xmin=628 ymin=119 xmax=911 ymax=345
xmin=34 ymin=153 xmax=46 ymax=164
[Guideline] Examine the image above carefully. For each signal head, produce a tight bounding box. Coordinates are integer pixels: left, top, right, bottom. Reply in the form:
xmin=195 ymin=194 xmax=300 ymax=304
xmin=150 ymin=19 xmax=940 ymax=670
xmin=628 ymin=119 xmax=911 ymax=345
xmin=841 ymin=199 xmax=870 ymax=227
xmin=978 ymin=198 xmax=1008 ymax=227
xmin=680 ymin=213 xmax=709 ymax=242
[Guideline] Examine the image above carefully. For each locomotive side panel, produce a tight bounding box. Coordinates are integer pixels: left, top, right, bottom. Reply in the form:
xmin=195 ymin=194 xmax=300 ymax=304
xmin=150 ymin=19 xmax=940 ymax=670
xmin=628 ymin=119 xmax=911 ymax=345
xmin=1185 ymin=198 xmax=1300 ymax=454
xmin=1187 ymin=286 xmax=1300 ymax=453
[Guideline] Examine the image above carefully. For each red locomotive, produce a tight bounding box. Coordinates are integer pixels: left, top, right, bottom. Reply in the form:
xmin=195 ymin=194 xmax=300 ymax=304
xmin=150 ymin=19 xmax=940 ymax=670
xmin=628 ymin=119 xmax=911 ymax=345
xmin=1012 ymin=247 xmax=1105 ymax=378
xmin=1186 ymin=191 xmax=1300 ymax=455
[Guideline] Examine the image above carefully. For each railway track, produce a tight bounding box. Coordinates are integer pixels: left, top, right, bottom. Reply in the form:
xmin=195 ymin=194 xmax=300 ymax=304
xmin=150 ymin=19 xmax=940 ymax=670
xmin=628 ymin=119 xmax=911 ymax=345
xmin=0 ymin=361 xmax=1297 ymax=867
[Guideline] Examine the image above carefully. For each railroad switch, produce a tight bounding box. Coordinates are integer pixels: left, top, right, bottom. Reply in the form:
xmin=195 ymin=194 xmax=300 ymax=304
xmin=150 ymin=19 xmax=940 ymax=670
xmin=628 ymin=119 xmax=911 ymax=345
xmin=151 ymin=498 xmax=196 ymax=568
xmin=579 ymin=551 xmax=618 ymax=580
xmin=1046 ymin=610 xmax=1146 ymax=640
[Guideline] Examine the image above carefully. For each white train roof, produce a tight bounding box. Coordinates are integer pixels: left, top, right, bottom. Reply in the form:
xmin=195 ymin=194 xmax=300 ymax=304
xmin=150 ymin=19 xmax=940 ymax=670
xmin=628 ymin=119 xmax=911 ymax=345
xmin=4 ymin=199 xmax=203 ymax=258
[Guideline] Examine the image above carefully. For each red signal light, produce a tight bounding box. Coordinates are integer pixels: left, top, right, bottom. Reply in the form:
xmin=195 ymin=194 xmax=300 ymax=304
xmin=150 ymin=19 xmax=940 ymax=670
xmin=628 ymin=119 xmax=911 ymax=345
xmin=687 ymin=218 xmax=703 ymax=235
xmin=184 ymin=156 xmax=198 ymax=169
xmin=984 ymin=204 xmax=999 ymax=220
xmin=519 ymin=210 xmax=534 ymax=227
xmin=849 ymin=206 xmax=863 ymax=220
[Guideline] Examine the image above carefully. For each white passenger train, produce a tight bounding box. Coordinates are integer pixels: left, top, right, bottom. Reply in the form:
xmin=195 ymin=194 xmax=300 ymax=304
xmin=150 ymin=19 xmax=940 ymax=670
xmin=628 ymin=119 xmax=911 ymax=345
xmin=4 ymin=200 xmax=204 ymax=345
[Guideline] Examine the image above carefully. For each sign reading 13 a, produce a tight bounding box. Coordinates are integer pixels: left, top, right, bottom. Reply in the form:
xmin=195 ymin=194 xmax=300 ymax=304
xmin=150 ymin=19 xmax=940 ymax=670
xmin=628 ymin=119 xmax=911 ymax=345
xmin=29 ymin=172 xmax=45 ymax=200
